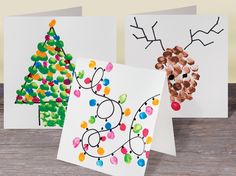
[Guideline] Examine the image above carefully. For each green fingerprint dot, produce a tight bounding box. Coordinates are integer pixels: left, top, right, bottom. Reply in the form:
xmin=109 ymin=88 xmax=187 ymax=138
xmin=89 ymin=116 xmax=96 ymax=124
xmin=124 ymin=154 xmax=132 ymax=164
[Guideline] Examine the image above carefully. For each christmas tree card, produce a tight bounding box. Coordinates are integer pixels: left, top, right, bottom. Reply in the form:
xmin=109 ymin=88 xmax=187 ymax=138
xmin=125 ymin=15 xmax=228 ymax=118
xmin=57 ymin=58 xmax=174 ymax=175
xmin=4 ymin=17 xmax=116 ymax=128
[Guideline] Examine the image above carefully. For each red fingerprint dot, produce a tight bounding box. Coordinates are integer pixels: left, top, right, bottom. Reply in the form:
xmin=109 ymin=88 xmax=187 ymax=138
xmin=119 ymin=123 xmax=126 ymax=131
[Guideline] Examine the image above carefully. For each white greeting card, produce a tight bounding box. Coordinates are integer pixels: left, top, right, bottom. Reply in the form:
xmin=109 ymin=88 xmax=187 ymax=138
xmin=57 ymin=58 xmax=173 ymax=175
xmin=4 ymin=17 xmax=116 ymax=128
xmin=125 ymin=15 xmax=228 ymax=118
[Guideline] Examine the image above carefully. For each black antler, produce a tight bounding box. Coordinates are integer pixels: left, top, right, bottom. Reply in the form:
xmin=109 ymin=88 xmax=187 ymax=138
xmin=184 ymin=17 xmax=224 ymax=50
xmin=130 ymin=17 xmax=165 ymax=51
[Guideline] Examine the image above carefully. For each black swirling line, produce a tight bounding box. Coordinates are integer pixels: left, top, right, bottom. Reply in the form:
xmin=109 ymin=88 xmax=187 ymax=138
xmin=75 ymin=69 xmax=160 ymax=159
xmin=128 ymin=94 xmax=160 ymax=156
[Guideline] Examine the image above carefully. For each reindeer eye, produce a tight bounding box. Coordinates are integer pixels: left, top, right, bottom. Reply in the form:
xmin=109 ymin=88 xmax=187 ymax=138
xmin=183 ymin=73 xmax=188 ymax=78
xmin=168 ymin=74 xmax=174 ymax=80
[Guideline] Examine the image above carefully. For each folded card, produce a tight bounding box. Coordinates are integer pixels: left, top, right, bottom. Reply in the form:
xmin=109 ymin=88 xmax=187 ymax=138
xmin=57 ymin=58 xmax=174 ymax=175
xmin=4 ymin=17 xmax=116 ymax=128
xmin=125 ymin=15 xmax=228 ymax=118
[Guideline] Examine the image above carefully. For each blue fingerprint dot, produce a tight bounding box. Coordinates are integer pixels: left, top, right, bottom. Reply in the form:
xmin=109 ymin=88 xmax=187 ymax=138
xmin=53 ymin=35 xmax=60 ymax=41
xmin=139 ymin=112 xmax=147 ymax=120
xmin=137 ymin=159 xmax=145 ymax=167
xmin=45 ymin=91 xmax=51 ymax=97
xmin=26 ymin=88 xmax=33 ymax=94
xmin=96 ymin=159 xmax=103 ymax=167
xmin=35 ymin=62 xmax=41 ymax=68
xmin=89 ymin=99 xmax=97 ymax=106
xmin=105 ymin=122 xmax=112 ymax=130
xmin=53 ymin=80 xmax=59 ymax=85
xmin=103 ymin=78 xmax=110 ymax=86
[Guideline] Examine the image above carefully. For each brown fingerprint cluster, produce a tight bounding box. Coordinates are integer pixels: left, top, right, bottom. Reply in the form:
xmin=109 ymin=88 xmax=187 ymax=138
xmin=155 ymin=46 xmax=200 ymax=103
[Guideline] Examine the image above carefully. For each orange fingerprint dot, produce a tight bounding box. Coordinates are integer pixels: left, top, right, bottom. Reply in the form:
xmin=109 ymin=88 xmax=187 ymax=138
xmin=104 ymin=87 xmax=110 ymax=95
xmin=152 ymin=98 xmax=159 ymax=106
xmin=32 ymin=74 xmax=40 ymax=80
xmin=47 ymin=46 xmax=54 ymax=51
xmin=146 ymin=136 xmax=152 ymax=144
xmin=97 ymin=147 xmax=105 ymax=155
xmin=78 ymin=152 xmax=85 ymax=162
xmin=80 ymin=121 xmax=88 ymax=129
xmin=49 ymin=19 xmax=56 ymax=27
xmin=124 ymin=108 xmax=131 ymax=116
xmin=25 ymin=94 xmax=33 ymax=101
xmin=47 ymin=72 xmax=53 ymax=77
xmin=66 ymin=72 xmax=71 ymax=78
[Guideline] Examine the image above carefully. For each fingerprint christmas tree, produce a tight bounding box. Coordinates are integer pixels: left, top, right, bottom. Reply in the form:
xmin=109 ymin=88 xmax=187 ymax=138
xmin=15 ymin=19 xmax=75 ymax=127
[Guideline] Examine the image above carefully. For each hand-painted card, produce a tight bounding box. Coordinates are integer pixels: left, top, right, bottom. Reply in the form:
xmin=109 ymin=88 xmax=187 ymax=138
xmin=4 ymin=17 xmax=116 ymax=128
xmin=57 ymin=58 xmax=170 ymax=176
xmin=125 ymin=15 xmax=228 ymax=118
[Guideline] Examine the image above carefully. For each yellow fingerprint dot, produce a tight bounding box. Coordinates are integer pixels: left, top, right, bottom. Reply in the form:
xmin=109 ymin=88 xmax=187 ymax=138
xmin=97 ymin=147 xmax=105 ymax=155
xmin=78 ymin=152 xmax=85 ymax=162
xmin=80 ymin=121 xmax=88 ymax=129
xmin=66 ymin=72 xmax=72 ymax=78
xmin=89 ymin=60 xmax=96 ymax=69
xmin=25 ymin=94 xmax=33 ymax=101
xmin=152 ymin=98 xmax=159 ymax=106
xmin=104 ymin=87 xmax=110 ymax=95
xmin=146 ymin=136 xmax=152 ymax=144
xmin=47 ymin=72 xmax=53 ymax=77
xmin=124 ymin=108 xmax=131 ymax=116
xmin=49 ymin=19 xmax=56 ymax=27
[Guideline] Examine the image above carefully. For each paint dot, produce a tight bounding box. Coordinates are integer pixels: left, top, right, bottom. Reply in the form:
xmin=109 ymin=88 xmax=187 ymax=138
xmin=137 ymin=159 xmax=145 ymax=167
xmin=107 ymin=131 xmax=115 ymax=139
xmin=133 ymin=123 xmax=142 ymax=134
xmin=105 ymin=62 xmax=113 ymax=72
xmin=110 ymin=156 xmax=118 ymax=165
xmin=105 ymin=122 xmax=112 ymax=130
xmin=89 ymin=60 xmax=96 ymax=69
xmin=142 ymin=128 xmax=149 ymax=137
xmin=124 ymin=108 xmax=131 ymax=116
xmin=139 ymin=112 xmax=147 ymax=120
xmin=74 ymin=90 xmax=81 ymax=98
xmin=121 ymin=147 xmax=127 ymax=154
xmin=97 ymin=147 xmax=105 ymax=155
xmin=120 ymin=123 xmax=126 ymax=131
xmin=80 ymin=121 xmax=88 ymax=129
xmin=171 ymin=101 xmax=181 ymax=111
xmin=83 ymin=144 xmax=89 ymax=151
xmin=89 ymin=99 xmax=97 ymax=106
xmin=104 ymin=87 xmax=110 ymax=95
xmin=78 ymin=152 xmax=85 ymax=162
xmin=101 ymin=136 xmax=106 ymax=142
xmin=84 ymin=77 xmax=91 ymax=84
xmin=96 ymin=84 xmax=102 ymax=91
xmin=72 ymin=137 xmax=80 ymax=148
xmin=124 ymin=154 xmax=132 ymax=164
xmin=145 ymin=106 xmax=153 ymax=115
xmin=119 ymin=94 xmax=127 ymax=104
xmin=146 ymin=136 xmax=152 ymax=144
xmin=102 ymin=79 xmax=110 ymax=86
xmin=88 ymin=116 xmax=96 ymax=124
xmin=152 ymin=98 xmax=159 ymax=106
xmin=145 ymin=151 xmax=150 ymax=159
xmin=96 ymin=159 xmax=103 ymax=167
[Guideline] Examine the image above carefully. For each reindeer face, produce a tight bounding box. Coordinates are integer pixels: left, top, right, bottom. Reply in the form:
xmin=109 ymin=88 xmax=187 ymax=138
xmin=155 ymin=46 xmax=200 ymax=110
xmin=130 ymin=16 xmax=224 ymax=111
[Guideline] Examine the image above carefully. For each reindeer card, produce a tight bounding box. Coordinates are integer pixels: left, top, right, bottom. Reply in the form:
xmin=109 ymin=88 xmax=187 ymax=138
xmin=57 ymin=58 xmax=173 ymax=175
xmin=4 ymin=17 xmax=116 ymax=128
xmin=125 ymin=15 xmax=228 ymax=118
